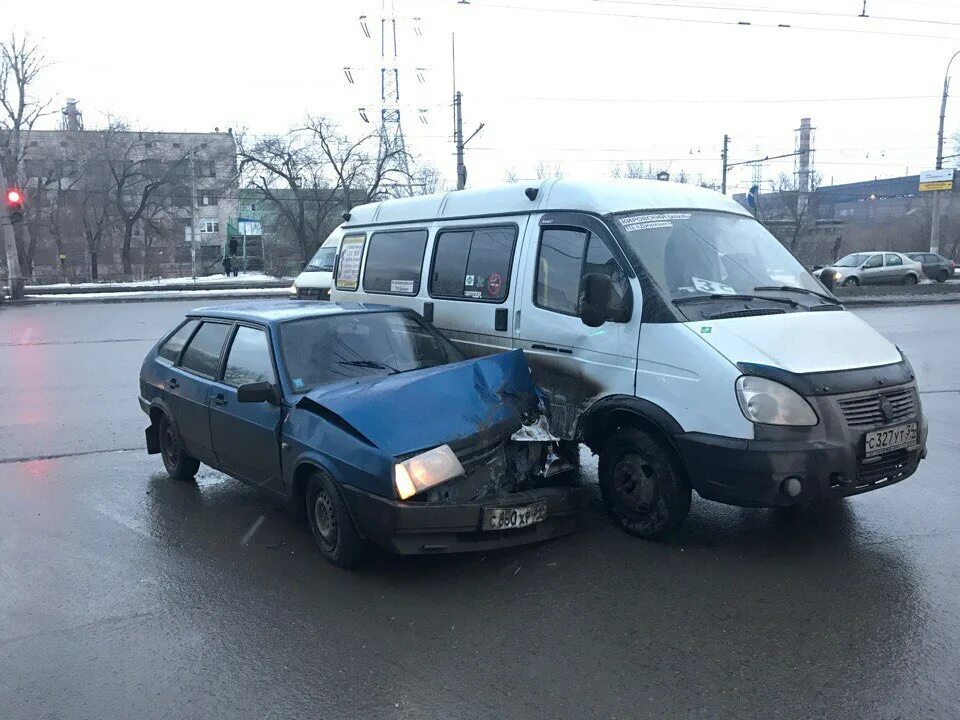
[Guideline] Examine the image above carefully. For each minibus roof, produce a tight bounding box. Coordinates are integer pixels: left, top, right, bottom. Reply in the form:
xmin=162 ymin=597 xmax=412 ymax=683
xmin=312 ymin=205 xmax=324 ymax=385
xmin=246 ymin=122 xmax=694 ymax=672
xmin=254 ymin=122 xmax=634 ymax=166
xmin=344 ymin=178 xmax=752 ymax=228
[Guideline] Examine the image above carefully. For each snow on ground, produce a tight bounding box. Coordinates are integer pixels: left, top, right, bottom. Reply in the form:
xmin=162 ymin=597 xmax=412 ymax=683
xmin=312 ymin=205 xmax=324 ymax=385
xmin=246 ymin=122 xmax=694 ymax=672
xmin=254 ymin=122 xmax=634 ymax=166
xmin=23 ymin=287 xmax=293 ymax=302
xmin=30 ymin=272 xmax=290 ymax=289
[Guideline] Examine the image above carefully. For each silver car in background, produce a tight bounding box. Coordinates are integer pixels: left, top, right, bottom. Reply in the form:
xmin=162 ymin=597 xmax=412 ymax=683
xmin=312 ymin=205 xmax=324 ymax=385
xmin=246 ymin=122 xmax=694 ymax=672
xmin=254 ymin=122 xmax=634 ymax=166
xmin=814 ymin=252 xmax=923 ymax=287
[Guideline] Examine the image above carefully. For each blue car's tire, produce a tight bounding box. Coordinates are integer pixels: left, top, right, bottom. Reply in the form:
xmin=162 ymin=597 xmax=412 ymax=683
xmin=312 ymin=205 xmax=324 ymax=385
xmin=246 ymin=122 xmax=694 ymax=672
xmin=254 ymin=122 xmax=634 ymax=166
xmin=158 ymin=413 xmax=200 ymax=482
xmin=306 ymin=472 xmax=368 ymax=568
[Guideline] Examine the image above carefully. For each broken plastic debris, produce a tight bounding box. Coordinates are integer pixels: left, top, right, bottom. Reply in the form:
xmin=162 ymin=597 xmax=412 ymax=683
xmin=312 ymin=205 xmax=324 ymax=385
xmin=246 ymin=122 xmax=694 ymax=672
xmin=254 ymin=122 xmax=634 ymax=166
xmin=510 ymin=414 xmax=558 ymax=442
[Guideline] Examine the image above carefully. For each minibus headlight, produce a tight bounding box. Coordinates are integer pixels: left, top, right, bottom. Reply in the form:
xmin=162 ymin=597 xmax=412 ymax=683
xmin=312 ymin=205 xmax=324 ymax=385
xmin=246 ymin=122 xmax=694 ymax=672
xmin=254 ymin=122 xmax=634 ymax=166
xmin=394 ymin=445 xmax=464 ymax=500
xmin=736 ymin=376 xmax=818 ymax=426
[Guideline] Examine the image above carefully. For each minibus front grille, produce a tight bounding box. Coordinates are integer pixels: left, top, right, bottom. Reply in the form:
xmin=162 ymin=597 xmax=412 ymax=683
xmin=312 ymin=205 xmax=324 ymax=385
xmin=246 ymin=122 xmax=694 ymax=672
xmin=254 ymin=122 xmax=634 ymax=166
xmin=838 ymin=387 xmax=917 ymax=428
xmin=707 ymin=308 xmax=786 ymax=320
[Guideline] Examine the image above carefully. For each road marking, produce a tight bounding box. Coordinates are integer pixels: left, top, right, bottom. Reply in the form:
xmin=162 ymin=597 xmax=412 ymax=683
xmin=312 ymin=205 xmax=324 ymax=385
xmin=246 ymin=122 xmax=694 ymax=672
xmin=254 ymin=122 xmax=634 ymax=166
xmin=0 ymin=337 xmax=154 ymax=347
xmin=241 ymin=515 xmax=265 ymax=546
xmin=0 ymin=447 xmax=143 ymax=465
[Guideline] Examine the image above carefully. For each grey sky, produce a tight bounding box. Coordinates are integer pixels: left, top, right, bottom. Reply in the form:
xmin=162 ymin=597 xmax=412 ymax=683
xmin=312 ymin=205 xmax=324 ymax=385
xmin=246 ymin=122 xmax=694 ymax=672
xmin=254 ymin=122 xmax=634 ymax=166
xmin=8 ymin=0 xmax=960 ymax=193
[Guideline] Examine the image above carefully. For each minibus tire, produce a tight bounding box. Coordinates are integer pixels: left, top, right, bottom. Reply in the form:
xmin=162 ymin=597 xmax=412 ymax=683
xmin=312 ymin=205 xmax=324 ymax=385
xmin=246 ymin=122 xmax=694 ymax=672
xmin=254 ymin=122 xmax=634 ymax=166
xmin=598 ymin=428 xmax=691 ymax=539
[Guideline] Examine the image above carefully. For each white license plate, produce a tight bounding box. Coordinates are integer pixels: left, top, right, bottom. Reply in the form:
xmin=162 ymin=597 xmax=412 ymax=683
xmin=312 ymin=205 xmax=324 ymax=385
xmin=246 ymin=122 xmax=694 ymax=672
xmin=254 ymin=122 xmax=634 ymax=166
xmin=482 ymin=502 xmax=547 ymax=531
xmin=864 ymin=422 xmax=918 ymax=458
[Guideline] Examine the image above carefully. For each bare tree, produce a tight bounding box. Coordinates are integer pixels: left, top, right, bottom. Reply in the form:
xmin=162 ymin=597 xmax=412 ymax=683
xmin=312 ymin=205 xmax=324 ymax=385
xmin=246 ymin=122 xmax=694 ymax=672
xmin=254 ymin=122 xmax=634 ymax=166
xmin=767 ymin=171 xmax=823 ymax=252
xmin=238 ymin=116 xmax=414 ymax=264
xmin=307 ymin=116 xmax=411 ymax=208
xmin=95 ymin=120 xmax=193 ymax=279
xmin=0 ymin=33 xmax=53 ymax=281
xmin=503 ymin=167 xmax=519 ymax=183
xmin=237 ymin=129 xmax=341 ymax=265
xmin=535 ymin=162 xmax=563 ymax=180
xmin=410 ymin=163 xmax=446 ymax=195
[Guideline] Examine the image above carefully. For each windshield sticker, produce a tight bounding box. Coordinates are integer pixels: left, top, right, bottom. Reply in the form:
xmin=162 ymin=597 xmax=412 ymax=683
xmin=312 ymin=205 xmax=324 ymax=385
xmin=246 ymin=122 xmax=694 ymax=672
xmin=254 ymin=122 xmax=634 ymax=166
xmin=292 ymin=377 xmax=305 ymax=390
xmin=390 ymin=279 xmax=414 ymax=293
xmin=692 ymin=277 xmax=736 ymax=295
xmin=464 ymin=274 xmax=475 ymax=287
xmin=619 ymin=212 xmax=691 ymax=232
xmin=464 ymin=290 xmax=482 ymax=299
xmin=487 ymin=272 xmax=503 ymax=296
xmin=335 ymin=236 xmax=365 ymax=290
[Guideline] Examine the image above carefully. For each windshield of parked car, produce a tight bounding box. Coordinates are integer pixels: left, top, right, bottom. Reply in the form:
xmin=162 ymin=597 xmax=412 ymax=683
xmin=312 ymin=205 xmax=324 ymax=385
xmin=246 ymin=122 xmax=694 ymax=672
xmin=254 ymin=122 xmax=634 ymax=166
xmin=834 ymin=253 xmax=871 ymax=267
xmin=304 ymin=245 xmax=337 ymax=272
xmin=279 ymin=311 xmax=464 ymax=393
xmin=615 ymin=210 xmax=823 ymax=300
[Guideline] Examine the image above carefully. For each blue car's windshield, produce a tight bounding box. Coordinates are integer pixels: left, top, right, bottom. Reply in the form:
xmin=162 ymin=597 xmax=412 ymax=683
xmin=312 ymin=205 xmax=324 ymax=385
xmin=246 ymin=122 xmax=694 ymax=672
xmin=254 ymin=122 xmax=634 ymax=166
xmin=279 ymin=312 xmax=464 ymax=393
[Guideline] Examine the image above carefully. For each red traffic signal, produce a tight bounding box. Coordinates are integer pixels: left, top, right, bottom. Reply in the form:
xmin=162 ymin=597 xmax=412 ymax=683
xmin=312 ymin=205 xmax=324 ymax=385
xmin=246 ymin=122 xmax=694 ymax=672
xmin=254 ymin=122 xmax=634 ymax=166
xmin=5 ymin=187 xmax=24 ymax=224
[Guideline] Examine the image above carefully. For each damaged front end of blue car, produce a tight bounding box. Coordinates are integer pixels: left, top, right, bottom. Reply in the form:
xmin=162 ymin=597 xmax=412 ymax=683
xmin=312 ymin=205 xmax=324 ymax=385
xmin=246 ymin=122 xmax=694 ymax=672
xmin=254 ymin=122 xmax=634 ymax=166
xmin=283 ymin=349 xmax=591 ymax=556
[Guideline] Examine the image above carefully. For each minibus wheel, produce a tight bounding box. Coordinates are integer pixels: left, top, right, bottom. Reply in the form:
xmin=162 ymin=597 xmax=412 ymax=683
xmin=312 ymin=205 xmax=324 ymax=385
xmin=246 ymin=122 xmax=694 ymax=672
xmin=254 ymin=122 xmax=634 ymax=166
xmin=598 ymin=428 xmax=691 ymax=539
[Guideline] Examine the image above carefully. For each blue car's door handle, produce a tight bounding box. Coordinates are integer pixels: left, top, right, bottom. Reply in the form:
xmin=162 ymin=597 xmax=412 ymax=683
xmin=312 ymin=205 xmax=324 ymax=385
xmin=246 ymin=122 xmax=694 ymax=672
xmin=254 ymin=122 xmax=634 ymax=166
xmin=168 ymin=377 xmax=179 ymax=389
xmin=212 ymin=392 xmax=226 ymax=406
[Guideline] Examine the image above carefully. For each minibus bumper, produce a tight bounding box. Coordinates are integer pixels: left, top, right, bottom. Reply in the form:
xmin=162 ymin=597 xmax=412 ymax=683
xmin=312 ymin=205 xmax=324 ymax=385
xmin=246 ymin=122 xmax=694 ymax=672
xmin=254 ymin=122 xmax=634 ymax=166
xmin=675 ymin=413 xmax=928 ymax=508
xmin=338 ymin=484 xmax=591 ymax=555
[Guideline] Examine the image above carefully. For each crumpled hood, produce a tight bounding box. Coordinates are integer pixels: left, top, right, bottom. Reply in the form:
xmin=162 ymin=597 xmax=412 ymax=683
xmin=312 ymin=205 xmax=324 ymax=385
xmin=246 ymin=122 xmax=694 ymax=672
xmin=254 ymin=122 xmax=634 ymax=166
xmin=297 ymin=349 xmax=536 ymax=457
xmin=687 ymin=310 xmax=902 ymax=374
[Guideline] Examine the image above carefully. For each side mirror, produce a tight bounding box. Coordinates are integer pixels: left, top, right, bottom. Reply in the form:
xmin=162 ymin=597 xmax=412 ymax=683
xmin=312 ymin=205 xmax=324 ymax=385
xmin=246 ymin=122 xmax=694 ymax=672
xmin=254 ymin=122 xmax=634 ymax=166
xmin=237 ymin=381 xmax=279 ymax=404
xmin=301 ymin=261 xmax=308 ymax=271
xmin=578 ymin=273 xmax=612 ymax=328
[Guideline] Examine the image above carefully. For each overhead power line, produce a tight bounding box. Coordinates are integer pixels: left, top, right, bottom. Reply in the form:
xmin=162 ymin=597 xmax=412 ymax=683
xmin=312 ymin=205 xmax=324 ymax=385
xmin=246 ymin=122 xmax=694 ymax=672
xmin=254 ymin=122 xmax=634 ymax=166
xmin=476 ymin=94 xmax=942 ymax=104
xmin=596 ymin=0 xmax=960 ymax=30
xmin=434 ymin=0 xmax=960 ymax=41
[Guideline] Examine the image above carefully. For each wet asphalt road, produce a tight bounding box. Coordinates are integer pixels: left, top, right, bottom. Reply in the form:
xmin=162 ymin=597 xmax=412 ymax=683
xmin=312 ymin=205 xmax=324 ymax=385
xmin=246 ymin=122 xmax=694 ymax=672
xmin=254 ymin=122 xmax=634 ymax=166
xmin=1 ymin=300 xmax=959 ymax=719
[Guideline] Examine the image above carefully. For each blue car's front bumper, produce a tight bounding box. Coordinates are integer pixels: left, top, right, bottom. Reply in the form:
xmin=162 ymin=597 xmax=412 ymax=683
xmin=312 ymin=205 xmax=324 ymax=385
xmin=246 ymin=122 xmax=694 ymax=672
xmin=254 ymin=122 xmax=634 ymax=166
xmin=339 ymin=484 xmax=591 ymax=555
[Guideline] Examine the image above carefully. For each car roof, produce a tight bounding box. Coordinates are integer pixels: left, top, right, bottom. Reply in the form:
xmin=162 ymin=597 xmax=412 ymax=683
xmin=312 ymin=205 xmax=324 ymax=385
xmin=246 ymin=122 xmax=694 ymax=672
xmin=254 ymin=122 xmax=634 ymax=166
xmin=186 ymin=300 xmax=401 ymax=326
xmin=344 ymin=178 xmax=751 ymax=228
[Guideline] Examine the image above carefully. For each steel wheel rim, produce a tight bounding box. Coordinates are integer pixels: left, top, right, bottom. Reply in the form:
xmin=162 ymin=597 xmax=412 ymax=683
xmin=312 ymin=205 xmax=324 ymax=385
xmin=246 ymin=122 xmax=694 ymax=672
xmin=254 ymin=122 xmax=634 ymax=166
xmin=161 ymin=423 xmax=179 ymax=465
xmin=612 ymin=453 xmax=658 ymax=516
xmin=313 ymin=490 xmax=338 ymax=551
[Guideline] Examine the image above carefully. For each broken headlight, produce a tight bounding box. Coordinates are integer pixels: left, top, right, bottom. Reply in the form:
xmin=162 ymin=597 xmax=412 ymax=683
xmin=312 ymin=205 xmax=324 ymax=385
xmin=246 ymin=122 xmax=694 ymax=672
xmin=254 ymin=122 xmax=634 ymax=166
xmin=394 ymin=445 xmax=465 ymax=500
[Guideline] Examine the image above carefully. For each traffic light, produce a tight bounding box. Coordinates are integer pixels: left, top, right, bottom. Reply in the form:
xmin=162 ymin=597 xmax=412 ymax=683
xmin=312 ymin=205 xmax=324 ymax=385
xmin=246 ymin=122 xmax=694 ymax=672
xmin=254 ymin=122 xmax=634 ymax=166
xmin=6 ymin=187 xmax=24 ymax=224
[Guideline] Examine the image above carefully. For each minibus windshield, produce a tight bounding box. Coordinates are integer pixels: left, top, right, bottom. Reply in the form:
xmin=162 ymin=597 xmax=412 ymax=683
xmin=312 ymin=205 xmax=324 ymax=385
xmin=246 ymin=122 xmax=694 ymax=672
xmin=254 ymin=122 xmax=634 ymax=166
xmin=615 ymin=210 xmax=824 ymax=301
xmin=304 ymin=245 xmax=337 ymax=272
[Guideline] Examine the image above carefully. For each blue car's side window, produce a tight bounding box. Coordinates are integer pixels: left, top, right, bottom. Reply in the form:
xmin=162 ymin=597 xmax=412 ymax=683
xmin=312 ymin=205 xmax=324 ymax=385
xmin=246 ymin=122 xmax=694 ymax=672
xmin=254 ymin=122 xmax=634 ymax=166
xmin=222 ymin=326 xmax=276 ymax=387
xmin=158 ymin=319 xmax=198 ymax=363
xmin=179 ymin=321 xmax=231 ymax=379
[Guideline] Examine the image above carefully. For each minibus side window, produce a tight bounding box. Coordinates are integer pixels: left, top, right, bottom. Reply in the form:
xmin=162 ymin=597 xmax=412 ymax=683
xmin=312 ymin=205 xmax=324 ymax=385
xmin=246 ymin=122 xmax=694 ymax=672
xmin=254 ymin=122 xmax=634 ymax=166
xmin=535 ymin=227 xmax=631 ymax=321
xmin=429 ymin=225 xmax=517 ymax=302
xmin=363 ymin=229 xmax=429 ymax=295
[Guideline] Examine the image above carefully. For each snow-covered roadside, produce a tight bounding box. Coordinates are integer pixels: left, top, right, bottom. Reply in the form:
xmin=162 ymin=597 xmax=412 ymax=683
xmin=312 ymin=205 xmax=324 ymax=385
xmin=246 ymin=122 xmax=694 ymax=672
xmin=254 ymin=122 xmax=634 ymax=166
xmin=21 ymin=287 xmax=293 ymax=303
xmin=29 ymin=272 xmax=291 ymax=290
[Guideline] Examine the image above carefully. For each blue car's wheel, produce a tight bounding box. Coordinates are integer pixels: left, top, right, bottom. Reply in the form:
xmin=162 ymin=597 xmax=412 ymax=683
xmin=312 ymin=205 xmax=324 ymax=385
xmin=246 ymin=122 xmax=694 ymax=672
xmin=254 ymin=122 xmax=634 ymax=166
xmin=306 ymin=471 xmax=367 ymax=568
xmin=158 ymin=413 xmax=199 ymax=482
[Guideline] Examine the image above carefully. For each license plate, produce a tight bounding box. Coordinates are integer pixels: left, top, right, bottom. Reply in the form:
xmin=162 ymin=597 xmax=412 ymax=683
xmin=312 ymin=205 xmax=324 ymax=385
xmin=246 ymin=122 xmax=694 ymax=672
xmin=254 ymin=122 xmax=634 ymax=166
xmin=482 ymin=502 xmax=547 ymax=531
xmin=864 ymin=422 xmax=918 ymax=458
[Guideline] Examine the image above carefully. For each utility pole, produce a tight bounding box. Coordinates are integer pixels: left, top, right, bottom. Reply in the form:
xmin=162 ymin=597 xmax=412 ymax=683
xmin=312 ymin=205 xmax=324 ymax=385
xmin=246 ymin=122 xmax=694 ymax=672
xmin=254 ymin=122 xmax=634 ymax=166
xmin=721 ymin=134 xmax=730 ymax=195
xmin=454 ymin=91 xmax=466 ymax=190
xmin=451 ymin=34 xmax=483 ymax=191
xmin=930 ymin=51 xmax=959 ymax=253
xmin=189 ymin=156 xmax=198 ymax=279
xmin=1 ymin=168 xmax=25 ymax=299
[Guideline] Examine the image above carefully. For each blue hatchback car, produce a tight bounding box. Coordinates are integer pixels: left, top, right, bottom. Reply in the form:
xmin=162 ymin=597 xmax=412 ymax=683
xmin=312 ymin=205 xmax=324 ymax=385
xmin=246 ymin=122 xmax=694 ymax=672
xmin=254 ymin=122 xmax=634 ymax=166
xmin=139 ymin=301 xmax=589 ymax=566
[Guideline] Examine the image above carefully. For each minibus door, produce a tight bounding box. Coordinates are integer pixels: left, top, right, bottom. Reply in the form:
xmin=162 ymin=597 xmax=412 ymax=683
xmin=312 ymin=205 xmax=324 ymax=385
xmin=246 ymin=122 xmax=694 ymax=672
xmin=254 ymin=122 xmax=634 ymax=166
xmin=514 ymin=213 xmax=640 ymax=439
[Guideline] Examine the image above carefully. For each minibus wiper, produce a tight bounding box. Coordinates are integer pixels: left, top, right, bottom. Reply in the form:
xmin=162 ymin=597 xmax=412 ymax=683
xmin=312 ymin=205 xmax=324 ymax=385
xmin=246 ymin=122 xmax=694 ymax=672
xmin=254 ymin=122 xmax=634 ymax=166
xmin=673 ymin=293 xmax=799 ymax=308
xmin=753 ymin=285 xmax=841 ymax=304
